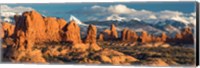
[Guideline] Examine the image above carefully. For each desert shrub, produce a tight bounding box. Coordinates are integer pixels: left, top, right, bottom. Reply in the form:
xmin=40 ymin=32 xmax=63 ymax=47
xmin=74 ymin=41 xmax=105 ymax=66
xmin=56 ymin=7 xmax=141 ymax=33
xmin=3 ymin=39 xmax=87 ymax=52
xmin=97 ymin=41 xmax=194 ymax=66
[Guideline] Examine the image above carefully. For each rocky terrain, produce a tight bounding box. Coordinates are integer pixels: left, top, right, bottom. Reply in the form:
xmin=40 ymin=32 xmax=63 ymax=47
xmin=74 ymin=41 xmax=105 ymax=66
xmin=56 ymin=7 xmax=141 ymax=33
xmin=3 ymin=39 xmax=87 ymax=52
xmin=1 ymin=10 xmax=194 ymax=66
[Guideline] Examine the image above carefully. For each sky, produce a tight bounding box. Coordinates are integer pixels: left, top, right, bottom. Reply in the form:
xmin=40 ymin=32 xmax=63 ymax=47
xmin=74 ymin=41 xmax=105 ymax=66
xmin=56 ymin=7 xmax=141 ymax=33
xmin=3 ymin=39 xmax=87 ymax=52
xmin=0 ymin=2 xmax=196 ymax=25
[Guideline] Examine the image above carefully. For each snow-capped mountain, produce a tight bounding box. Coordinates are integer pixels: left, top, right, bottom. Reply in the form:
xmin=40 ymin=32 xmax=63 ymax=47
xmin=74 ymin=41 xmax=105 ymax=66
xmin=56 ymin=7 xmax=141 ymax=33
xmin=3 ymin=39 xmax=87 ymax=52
xmin=164 ymin=25 xmax=181 ymax=33
xmin=69 ymin=15 xmax=87 ymax=25
xmin=84 ymin=17 xmax=194 ymax=37
xmin=106 ymin=14 xmax=126 ymax=21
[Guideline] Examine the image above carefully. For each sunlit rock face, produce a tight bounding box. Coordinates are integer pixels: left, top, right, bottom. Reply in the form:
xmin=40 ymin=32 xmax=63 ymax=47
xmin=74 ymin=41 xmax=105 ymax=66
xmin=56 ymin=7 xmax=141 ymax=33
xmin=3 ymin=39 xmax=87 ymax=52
xmin=121 ymin=28 xmax=138 ymax=42
xmin=84 ymin=24 xmax=97 ymax=44
xmin=84 ymin=24 xmax=101 ymax=51
xmin=1 ymin=22 xmax=15 ymax=38
xmin=100 ymin=24 xmax=119 ymax=41
xmin=5 ymin=11 xmax=48 ymax=63
xmin=110 ymin=24 xmax=118 ymax=39
xmin=44 ymin=17 xmax=62 ymax=42
xmin=63 ymin=20 xmax=82 ymax=44
xmin=140 ymin=31 xmax=152 ymax=43
xmin=14 ymin=10 xmax=45 ymax=50
xmin=173 ymin=27 xmax=194 ymax=44
xmin=98 ymin=33 xmax=104 ymax=41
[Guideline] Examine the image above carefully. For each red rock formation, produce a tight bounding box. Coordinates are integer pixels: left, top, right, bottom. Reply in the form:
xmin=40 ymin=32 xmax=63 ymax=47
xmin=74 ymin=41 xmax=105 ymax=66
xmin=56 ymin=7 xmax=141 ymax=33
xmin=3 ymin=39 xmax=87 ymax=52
xmin=14 ymin=15 xmax=20 ymax=23
xmin=85 ymin=24 xmax=97 ymax=43
xmin=140 ymin=31 xmax=151 ymax=43
xmin=23 ymin=10 xmax=47 ymax=43
xmin=7 ymin=11 xmax=48 ymax=63
xmin=102 ymin=29 xmax=112 ymax=40
xmin=121 ymin=28 xmax=138 ymax=42
xmin=57 ymin=18 xmax=67 ymax=41
xmin=57 ymin=18 xmax=67 ymax=30
xmin=182 ymin=27 xmax=194 ymax=43
xmin=127 ymin=30 xmax=138 ymax=42
xmin=63 ymin=20 xmax=82 ymax=44
xmin=100 ymin=24 xmax=118 ymax=41
xmin=84 ymin=24 xmax=101 ymax=51
xmin=175 ymin=33 xmax=182 ymax=39
xmin=14 ymin=12 xmax=68 ymax=43
xmin=98 ymin=33 xmax=104 ymax=41
xmin=161 ymin=32 xmax=167 ymax=42
xmin=44 ymin=17 xmax=60 ymax=42
xmin=0 ymin=23 xmax=4 ymax=38
xmin=155 ymin=37 xmax=162 ymax=42
xmin=121 ymin=28 xmax=128 ymax=41
xmin=173 ymin=27 xmax=193 ymax=44
xmin=182 ymin=27 xmax=193 ymax=35
xmin=2 ymin=22 xmax=15 ymax=38
xmin=110 ymin=24 xmax=118 ymax=39
xmin=13 ymin=10 xmax=50 ymax=50
xmin=13 ymin=10 xmax=68 ymax=46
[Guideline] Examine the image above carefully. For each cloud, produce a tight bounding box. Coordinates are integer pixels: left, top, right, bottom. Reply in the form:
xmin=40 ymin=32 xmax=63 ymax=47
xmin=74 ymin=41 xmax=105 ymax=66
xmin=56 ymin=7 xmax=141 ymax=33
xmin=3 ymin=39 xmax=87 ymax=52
xmin=190 ymin=12 xmax=196 ymax=17
xmin=0 ymin=5 xmax=34 ymax=17
xmin=107 ymin=4 xmax=136 ymax=14
xmin=87 ymin=4 xmax=196 ymax=25
xmin=1 ymin=4 xmax=196 ymax=26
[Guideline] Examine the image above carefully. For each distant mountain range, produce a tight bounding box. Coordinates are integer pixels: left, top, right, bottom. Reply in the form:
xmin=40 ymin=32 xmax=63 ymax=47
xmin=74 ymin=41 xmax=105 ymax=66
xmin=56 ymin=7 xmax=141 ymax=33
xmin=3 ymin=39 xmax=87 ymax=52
xmin=83 ymin=18 xmax=194 ymax=37
xmin=0 ymin=4 xmax=195 ymax=38
xmin=1 ymin=14 xmax=194 ymax=38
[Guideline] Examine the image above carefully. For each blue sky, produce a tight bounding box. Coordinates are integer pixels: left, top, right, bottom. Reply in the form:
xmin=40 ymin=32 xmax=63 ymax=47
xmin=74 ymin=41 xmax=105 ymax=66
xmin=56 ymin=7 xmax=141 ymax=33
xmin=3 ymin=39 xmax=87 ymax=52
xmin=1 ymin=2 xmax=196 ymax=25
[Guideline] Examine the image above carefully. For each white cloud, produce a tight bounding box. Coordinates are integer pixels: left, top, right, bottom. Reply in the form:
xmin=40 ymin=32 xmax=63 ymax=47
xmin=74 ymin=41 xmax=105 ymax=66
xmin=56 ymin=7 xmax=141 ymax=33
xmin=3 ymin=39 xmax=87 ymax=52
xmin=0 ymin=4 xmax=196 ymax=26
xmin=191 ymin=12 xmax=196 ymax=17
xmin=107 ymin=4 xmax=136 ymax=14
xmin=156 ymin=10 xmax=183 ymax=19
xmin=89 ymin=4 xmax=196 ymax=25
xmin=149 ymin=15 xmax=157 ymax=19
xmin=91 ymin=5 xmax=107 ymax=11
xmin=171 ymin=16 xmax=190 ymax=24
xmin=0 ymin=5 xmax=34 ymax=17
